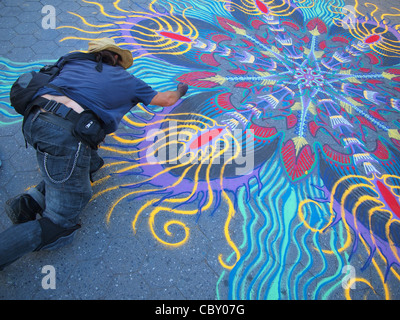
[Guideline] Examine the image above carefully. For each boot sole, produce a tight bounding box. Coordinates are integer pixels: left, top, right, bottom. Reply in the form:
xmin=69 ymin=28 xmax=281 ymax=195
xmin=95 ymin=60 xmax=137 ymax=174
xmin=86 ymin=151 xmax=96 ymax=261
xmin=4 ymin=198 xmax=21 ymax=224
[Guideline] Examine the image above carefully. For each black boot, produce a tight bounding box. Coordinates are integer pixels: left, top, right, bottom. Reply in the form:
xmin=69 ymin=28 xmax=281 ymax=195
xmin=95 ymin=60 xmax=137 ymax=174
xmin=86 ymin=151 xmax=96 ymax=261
xmin=5 ymin=194 xmax=43 ymax=224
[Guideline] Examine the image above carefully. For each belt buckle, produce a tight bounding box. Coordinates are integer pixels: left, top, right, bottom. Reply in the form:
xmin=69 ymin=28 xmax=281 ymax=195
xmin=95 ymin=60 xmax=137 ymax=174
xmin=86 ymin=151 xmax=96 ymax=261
xmin=56 ymin=105 xmax=71 ymax=119
xmin=44 ymin=100 xmax=71 ymax=119
xmin=44 ymin=100 xmax=61 ymax=113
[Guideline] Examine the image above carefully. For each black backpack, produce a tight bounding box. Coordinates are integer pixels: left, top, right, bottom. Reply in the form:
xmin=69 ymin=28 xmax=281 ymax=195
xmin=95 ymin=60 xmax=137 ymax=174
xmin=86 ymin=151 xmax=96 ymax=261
xmin=10 ymin=52 xmax=97 ymax=118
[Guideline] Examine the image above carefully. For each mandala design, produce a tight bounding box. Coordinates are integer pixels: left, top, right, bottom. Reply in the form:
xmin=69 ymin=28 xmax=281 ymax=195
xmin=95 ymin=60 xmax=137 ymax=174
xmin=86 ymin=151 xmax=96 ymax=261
xmin=2 ymin=0 xmax=400 ymax=299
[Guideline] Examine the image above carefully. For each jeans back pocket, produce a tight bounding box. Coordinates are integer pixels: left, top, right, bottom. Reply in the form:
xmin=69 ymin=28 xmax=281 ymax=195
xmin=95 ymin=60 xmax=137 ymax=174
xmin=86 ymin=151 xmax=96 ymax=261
xmin=37 ymin=142 xmax=83 ymax=184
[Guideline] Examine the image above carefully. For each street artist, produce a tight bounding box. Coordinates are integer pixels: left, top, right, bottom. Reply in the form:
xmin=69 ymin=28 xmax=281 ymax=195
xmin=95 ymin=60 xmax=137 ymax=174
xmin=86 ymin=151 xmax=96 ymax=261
xmin=0 ymin=38 xmax=188 ymax=269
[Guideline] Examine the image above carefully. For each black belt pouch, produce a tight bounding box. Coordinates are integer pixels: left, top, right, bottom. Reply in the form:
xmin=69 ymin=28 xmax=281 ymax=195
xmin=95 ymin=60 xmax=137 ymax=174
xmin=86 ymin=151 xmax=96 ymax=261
xmin=72 ymin=110 xmax=106 ymax=150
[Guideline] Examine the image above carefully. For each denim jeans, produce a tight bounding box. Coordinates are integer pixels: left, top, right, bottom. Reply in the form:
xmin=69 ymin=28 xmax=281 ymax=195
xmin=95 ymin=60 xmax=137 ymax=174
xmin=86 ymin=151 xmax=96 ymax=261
xmin=0 ymin=109 xmax=96 ymax=269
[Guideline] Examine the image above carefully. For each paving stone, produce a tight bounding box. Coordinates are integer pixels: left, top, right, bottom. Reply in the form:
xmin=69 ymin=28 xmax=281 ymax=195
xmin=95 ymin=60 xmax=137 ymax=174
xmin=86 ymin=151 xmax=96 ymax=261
xmin=0 ymin=16 xmax=20 ymax=28
xmin=0 ymin=29 xmax=18 ymax=42
xmin=14 ymin=22 xmax=41 ymax=35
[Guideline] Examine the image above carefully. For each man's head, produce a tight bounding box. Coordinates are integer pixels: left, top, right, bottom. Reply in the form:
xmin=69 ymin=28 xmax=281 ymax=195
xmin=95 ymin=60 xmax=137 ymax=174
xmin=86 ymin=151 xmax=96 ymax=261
xmin=88 ymin=38 xmax=134 ymax=69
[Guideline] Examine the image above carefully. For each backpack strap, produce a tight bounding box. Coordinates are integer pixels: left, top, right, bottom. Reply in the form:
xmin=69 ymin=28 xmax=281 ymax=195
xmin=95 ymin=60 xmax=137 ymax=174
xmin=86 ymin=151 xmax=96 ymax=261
xmin=57 ymin=52 xmax=102 ymax=72
xmin=57 ymin=52 xmax=97 ymax=68
xmin=46 ymin=83 xmax=67 ymax=96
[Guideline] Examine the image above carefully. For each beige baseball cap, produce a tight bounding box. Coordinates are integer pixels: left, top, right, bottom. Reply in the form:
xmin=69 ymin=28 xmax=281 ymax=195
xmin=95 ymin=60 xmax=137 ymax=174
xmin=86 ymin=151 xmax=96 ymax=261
xmin=88 ymin=38 xmax=133 ymax=69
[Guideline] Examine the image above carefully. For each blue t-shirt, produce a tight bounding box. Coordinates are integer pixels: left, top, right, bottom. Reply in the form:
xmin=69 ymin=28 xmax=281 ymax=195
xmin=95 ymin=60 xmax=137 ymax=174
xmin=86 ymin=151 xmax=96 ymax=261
xmin=35 ymin=59 xmax=158 ymax=134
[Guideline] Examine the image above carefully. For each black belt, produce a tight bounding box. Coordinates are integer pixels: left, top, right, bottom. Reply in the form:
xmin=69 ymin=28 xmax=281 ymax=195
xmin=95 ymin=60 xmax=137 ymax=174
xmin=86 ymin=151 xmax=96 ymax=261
xmin=31 ymin=97 xmax=81 ymax=123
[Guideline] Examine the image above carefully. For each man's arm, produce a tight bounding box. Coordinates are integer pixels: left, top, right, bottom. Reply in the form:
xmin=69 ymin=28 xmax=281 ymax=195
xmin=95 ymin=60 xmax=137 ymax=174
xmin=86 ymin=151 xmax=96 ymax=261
xmin=150 ymin=82 xmax=188 ymax=107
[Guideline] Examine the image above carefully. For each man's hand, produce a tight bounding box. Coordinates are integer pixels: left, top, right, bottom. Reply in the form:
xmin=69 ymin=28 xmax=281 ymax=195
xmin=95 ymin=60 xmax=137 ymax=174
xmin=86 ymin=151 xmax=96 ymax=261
xmin=150 ymin=82 xmax=189 ymax=107
xmin=177 ymin=82 xmax=188 ymax=98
